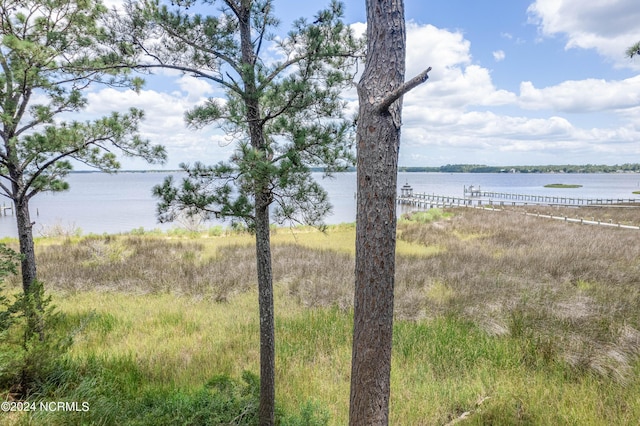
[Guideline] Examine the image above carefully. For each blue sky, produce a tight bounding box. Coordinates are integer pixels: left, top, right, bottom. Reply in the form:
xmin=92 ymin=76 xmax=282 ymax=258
xmin=93 ymin=0 xmax=640 ymax=169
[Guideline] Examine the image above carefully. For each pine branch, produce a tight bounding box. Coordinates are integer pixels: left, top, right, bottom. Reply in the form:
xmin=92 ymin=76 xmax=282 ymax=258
xmin=626 ymin=41 xmax=640 ymax=58
xmin=155 ymin=19 xmax=242 ymax=76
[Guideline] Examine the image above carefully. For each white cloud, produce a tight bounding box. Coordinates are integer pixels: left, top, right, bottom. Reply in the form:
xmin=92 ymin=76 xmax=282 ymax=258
xmin=394 ymin=21 xmax=640 ymax=165
xmin=405 ymin=22 xmax=471 ymax=78
xmin=403 ymin=23 xmax=516 ymax=112
xmin=527 ymin=0 xmax=640 ymax=68
xmin=401 ymin=106 xmax=640 ymax=163
xmin=351 ymin=22 xmax=367 ymax=40
xmin=83 ymin=85 xmax=232 ymax=169
xmin=519 ymin=76 xmax=640 ymax=112
xmin=176 ymin=75 xmax=216 ymax=103
xmin=492 ymin=50 xmax=506 ymax=62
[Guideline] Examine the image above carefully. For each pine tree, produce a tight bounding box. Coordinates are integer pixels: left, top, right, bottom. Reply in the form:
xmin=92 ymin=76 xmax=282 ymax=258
xmin=0 ymin=0 xmax=166 ymax=297
xmin=115 ymin=1 xmax=361 ymax=423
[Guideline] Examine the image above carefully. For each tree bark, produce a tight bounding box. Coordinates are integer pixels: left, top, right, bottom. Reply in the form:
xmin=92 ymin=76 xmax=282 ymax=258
xmin=350 ymin=0 xmax=407 ymax=424
xmin=255 ymin=194 xmax=275 ymax=426
xmin=237 ymin=4 xmax=276 ymax=424
xmin=15 ymin=198 xmax=37 ymax=295
xmin=15 ymin=196 xmax=46 ymax=342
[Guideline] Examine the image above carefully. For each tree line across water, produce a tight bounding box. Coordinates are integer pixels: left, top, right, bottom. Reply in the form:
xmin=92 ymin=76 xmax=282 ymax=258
xmin=77 ymin=163 xmax=640 ymax=174
xmin=398 ymin=163 xmax=640 ymax=173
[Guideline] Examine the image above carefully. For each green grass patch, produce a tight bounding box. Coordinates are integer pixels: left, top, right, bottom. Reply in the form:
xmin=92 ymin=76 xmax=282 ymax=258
xmin=270 ymin=223 xmax=438 ymax=257
xmin=399 ymin=208 xmax=452 ymax=224
xmin=8 ymin=291 xmax=640 ymax=425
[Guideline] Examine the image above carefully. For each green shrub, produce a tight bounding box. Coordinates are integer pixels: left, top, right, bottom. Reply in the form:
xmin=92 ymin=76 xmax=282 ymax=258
xmin=123 ymin=371 xmax=260 ymax=425
xmin=32 ymin=361 xmax=329 ymax=426
xmin=400 ymin=208 xmax=450 ymax=224
xmin=208 ymin=225 xmax=225 ymax=236
xmin=280 ymin=399 xmax=330 ymax=426
xmin=0 ymin=280 xmax=73 ymax=398
xmin=0 ymin=243 xmax=75 ymax=398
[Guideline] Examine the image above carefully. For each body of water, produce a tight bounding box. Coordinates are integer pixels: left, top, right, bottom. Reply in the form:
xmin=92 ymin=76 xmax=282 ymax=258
xmin=1 ymin=171 xmax=639 ymax=238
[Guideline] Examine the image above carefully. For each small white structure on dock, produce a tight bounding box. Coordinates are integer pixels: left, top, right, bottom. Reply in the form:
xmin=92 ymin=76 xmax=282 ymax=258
xmin=400 ymin=182 xmax=413 ymax=198
xmin=464 ymin=185 xmax=481 ymax=197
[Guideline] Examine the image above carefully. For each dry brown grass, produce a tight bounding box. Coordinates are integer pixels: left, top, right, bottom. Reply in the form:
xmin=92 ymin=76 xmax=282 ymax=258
xmin=18 ymin=206 xmax=640 ymax=381
xmin=28 ymin=236 xmax=354 ymax=307
xmin=29 ymin=236 xmax=257 ymax=301
xmin=397 ymin=207 xmax=640 ymax=380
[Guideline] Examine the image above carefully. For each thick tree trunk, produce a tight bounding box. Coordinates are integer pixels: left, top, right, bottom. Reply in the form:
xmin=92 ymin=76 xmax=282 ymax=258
xmin=255 ymin=193 xmax=275 ymax=426
xmin=350 ymin=0 xmax=406 ymax=424
xmin=15 ymin=198 xmax=37 ymax=295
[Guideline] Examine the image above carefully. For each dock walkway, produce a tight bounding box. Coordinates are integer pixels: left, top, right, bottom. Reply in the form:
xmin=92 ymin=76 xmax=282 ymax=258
xmin=397 ymin=185 xmax=640 ymax=209
xmin=396 ymin=184 xmax=640 ymax=230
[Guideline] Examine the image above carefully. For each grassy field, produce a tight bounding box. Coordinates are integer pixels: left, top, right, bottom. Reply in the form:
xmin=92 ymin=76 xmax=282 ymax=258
xmin=1 ymin=207 xmax=640 ymax=425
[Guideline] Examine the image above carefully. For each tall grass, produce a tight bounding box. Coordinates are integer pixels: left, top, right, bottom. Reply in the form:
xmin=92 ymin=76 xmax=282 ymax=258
xmin=397 ymin=208 xmax=640 ymax=381
xmin=2 ymin=207 xmax=639 ymax=424
xmin=7 ymin=292 xmax=639 ymax=425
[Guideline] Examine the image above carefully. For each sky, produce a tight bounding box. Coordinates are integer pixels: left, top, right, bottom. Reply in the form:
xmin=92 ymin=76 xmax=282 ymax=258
xmin=91 ymin=0 xmax=640 ymax=169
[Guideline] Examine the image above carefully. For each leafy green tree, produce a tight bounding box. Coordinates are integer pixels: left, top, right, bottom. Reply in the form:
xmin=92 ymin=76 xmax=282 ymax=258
xmin=0 ymin=0 xmax=166 ymax=297
xmin=115 ymin=0 xmax=360 ymax=423
xmin=626 ymin=41 xmax=640 ymax=58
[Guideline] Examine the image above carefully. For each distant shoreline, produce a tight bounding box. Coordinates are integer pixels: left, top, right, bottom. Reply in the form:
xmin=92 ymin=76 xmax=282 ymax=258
xmin=71 ymin=163 xmax=640 ymax=173
xmin=397 ymin=164 xmax=640 ymax=174
xmin=70 ymin=164 xmax=640 ymax=174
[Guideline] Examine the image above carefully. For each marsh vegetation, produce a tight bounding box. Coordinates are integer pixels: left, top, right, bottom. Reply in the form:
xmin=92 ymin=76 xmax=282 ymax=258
xmin=543 ymin=183 xmax=583 ymax=188
xmin=1 ymin=207 xmax=639 ymax=424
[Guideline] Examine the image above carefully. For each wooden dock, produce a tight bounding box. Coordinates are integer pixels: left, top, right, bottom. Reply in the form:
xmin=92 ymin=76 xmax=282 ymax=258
xmin=461 ymin=185 xmax=640 ymax=206
xmin=396 ymin=184 xmax=640 ymax=230
xmin=1 ymin=203 xmax=13 ymax=216
xmin=398 ymin=185 xmax=640 ymax=209
xmin=398 ymin=182 xmax=473 ymax=209
xmin=397 ymin=193 xmax=472 ymax=209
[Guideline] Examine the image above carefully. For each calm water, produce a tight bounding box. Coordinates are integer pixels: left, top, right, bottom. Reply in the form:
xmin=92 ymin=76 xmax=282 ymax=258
xmin=1 ymin=171 xmax=639 ymax=238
